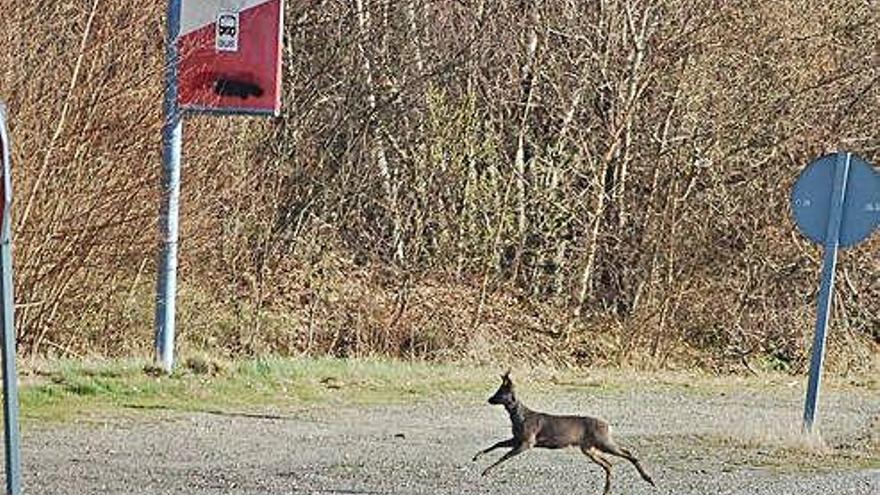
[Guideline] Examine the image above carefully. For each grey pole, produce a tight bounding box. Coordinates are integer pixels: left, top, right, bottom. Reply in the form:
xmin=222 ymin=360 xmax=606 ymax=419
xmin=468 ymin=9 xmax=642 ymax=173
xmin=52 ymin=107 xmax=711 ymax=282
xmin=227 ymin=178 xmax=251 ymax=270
xmin=802 ymin=151 xmax=850 ymax=432
xmin=156 ymin=0 xmax=183 ymax=373
xmin=0 ymin=103 xmax=23 ymax=495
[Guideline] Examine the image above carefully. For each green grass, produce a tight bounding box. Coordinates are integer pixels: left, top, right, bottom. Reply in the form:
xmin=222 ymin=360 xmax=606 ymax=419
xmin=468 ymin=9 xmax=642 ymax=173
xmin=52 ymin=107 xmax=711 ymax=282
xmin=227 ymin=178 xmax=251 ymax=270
xmin=13 ymin=359 xmax=659 ymax=422
xmin=15 ymin=357 xmax=493 ymax=422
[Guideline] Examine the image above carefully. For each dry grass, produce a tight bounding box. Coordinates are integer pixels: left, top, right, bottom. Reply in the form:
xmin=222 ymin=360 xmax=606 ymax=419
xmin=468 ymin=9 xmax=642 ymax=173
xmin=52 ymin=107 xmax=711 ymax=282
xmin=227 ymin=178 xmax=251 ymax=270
xmin=716 ymin=413 xmax=831 ymax=454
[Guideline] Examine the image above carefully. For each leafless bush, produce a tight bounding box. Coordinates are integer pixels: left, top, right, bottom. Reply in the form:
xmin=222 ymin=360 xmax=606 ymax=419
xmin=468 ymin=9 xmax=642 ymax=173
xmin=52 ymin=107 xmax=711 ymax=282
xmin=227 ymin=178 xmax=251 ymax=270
xmin=0 ymin=0 xmax=876 ymax=370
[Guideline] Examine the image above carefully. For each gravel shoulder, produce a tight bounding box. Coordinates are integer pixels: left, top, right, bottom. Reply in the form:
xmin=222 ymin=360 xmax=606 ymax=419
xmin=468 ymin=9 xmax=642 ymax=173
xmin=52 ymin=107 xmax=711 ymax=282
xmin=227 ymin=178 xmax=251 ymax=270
xmin=7 ymin=378 xmax=879 ymax=494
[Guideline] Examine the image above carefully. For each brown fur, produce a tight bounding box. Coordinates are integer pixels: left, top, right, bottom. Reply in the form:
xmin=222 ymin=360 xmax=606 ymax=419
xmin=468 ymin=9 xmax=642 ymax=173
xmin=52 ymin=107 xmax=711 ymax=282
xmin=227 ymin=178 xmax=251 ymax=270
xmin=473 ymin=371 xmax=655 ymax=494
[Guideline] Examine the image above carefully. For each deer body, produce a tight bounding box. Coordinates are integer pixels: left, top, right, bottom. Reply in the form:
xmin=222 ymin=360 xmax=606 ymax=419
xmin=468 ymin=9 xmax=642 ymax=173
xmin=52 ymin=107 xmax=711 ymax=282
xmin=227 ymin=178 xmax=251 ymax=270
xmin=473 ymin=372 xmax=655 ymax=495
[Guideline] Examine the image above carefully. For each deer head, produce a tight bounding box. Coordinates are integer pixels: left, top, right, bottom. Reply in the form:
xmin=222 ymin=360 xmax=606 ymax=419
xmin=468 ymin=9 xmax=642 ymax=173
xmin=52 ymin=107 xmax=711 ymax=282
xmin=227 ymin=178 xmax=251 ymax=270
xmin=488 ymin=369 xmax=516 ymax=406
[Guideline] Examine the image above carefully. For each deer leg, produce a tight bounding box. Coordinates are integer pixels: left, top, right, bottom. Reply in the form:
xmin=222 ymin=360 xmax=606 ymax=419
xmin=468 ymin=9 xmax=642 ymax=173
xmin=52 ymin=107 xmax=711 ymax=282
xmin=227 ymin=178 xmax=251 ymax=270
xmin=472 ymin=438 xmax=516 ymax=462
xmin=481 ymin=442 xmax=530 ymax=477
xmin=596 ymin=441 xmax=655 ymax=487
xmin=581 ymin=446 xmax=613 ymax=495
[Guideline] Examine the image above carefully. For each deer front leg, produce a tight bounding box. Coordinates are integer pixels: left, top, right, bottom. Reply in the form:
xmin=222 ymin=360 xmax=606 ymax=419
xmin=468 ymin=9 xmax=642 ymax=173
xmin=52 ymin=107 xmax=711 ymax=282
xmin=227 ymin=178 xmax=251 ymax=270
xmin=472 ymin=438 xmax=516 ymax=462
xmin=481 ymin=441 xmax=532 ymax=477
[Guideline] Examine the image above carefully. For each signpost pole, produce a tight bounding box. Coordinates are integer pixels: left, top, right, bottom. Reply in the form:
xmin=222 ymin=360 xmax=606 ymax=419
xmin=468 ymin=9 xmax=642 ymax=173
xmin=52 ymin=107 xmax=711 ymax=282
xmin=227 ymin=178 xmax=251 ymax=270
xmin=156 ymin=0 xmax=183 ymax=373
xmin=0 ymin=103 xmax=23 ymax=495
xmin=802 ymin=152 xmax=850 ymax=432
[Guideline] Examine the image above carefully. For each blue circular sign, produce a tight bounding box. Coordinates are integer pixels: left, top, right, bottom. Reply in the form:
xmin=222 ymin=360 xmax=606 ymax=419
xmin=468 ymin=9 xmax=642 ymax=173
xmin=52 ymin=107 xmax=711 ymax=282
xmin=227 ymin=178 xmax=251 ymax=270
xmin=791 ymin=153 xmax=880 ymax=248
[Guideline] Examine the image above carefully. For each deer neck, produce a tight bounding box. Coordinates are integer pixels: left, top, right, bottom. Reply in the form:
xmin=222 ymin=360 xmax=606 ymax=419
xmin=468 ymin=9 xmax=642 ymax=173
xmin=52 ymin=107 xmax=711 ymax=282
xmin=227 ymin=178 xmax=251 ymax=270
xmin=504 ymin=397 xmax=528 ymax=430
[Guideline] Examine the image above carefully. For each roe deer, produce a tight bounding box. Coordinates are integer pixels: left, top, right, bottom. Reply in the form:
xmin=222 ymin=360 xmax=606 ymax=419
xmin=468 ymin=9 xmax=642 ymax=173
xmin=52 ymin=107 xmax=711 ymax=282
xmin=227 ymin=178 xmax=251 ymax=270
xmin=472 ymin=371 xmax=655 ymax=495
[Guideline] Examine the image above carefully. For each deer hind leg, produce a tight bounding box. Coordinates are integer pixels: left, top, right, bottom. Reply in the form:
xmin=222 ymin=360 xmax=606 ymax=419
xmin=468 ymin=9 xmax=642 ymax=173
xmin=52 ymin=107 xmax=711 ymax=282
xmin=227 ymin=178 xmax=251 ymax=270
xmin=581 ymin=446 xmax=613 ymax=495
xmin=596 ymin=440 xmax=655 ymax=487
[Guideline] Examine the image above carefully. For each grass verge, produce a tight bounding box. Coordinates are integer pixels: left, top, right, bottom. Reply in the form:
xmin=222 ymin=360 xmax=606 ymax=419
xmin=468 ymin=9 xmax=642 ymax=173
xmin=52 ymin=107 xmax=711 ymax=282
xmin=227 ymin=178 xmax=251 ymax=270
xmin=17 ymin=356 xmax=492 ymax=423
xmin=13 ymin=357 xmax=879 ymax=423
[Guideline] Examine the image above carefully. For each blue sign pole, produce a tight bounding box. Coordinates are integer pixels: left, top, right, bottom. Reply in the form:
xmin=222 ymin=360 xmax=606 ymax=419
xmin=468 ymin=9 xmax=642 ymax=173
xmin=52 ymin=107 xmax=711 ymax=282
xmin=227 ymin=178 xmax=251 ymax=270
xmin=802 ymin=152 xmax=850 ymax=432
xmin=0 ymin=103 xmax=23 ymax=495
xmin=156 ymin=0 xmax=183 ymax=373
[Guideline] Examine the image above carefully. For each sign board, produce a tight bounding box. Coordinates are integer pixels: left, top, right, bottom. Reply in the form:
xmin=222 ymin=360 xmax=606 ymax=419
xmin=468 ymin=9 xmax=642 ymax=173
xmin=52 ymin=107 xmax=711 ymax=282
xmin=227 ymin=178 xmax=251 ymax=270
xmin=792 ymin=153 xmax=880 ymax=247
xmin=0 ymin=107 xmax=12 ymax=237
xmin=789 ymin=151 xmax=879 ymax=433
xmin=178 ymin=0 xmax=283 ymax=115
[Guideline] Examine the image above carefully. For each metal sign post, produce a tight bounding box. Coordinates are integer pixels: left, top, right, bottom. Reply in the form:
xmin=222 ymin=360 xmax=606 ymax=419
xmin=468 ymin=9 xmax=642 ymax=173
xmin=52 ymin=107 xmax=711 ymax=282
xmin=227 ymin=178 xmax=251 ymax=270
xmin=0 ymin=103 xmax=23 ymax=495
xmin=791 ymin=151 xmax=880 ymax=432
xmin=156 ymin=0 xmax=184 ymax=373
xmin=801 ymin=153 xmax=847 ymax=432
xmin=156 ymin=0 xmax=284 ymax=372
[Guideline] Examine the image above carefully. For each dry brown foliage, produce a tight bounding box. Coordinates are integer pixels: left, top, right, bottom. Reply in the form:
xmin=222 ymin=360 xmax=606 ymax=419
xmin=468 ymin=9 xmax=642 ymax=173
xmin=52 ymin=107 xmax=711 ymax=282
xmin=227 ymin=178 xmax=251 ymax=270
xmin=0 ymin=0 xmax=877 ymax=371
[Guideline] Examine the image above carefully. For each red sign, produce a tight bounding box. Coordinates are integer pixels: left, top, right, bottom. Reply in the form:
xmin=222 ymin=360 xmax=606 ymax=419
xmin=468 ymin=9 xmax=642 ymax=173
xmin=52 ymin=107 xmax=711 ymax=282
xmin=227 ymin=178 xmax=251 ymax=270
xmin=178 ymin=0 xmax=283 ymax=115
xmin=0 ymin=105 xmax=8 ymax=227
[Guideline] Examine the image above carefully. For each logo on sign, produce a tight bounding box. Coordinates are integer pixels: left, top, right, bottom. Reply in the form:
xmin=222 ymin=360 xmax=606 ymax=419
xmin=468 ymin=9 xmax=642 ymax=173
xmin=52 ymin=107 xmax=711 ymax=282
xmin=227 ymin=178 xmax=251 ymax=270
xmin=216 ymin=12 xmax=239 ymax=52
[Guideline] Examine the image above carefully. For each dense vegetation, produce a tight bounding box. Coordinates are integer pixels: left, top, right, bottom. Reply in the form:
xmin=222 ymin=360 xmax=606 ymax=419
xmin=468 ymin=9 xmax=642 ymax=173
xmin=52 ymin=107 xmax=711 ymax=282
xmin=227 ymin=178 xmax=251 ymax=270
xmin=1 ymin=0 xmax=877 ymax=372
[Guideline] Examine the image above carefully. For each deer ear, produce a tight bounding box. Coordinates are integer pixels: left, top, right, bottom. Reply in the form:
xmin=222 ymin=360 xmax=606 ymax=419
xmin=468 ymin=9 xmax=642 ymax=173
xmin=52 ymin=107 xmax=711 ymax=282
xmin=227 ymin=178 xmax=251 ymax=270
xmin=501 ymin=369 xmax=511 ymax=380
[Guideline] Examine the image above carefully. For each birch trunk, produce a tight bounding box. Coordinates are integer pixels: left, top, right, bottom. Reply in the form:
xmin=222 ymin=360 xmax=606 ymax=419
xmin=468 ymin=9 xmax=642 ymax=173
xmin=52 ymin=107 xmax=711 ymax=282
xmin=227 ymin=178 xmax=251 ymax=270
xmin=355 ymin=0 xmax=403 ymax=262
